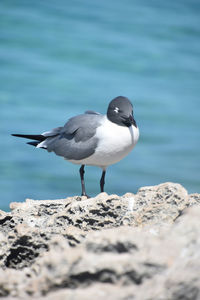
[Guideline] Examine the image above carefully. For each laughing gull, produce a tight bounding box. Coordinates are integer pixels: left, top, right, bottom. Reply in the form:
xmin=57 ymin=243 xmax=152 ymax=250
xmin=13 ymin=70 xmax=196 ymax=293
xmin=12 ymin=96 xmax=139 ymax=197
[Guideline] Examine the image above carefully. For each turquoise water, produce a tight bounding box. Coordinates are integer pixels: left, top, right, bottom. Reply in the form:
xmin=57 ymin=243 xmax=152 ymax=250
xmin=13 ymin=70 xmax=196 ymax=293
xmin=1 ymin=0 xmax=200 ymax=211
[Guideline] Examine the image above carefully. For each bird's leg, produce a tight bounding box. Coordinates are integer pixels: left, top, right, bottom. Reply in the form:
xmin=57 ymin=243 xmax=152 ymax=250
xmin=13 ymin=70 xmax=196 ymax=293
xmin=79 ymin=165 xmax=89 ymax=198
xmin=100 ymin=170 xmax=106 ymax=193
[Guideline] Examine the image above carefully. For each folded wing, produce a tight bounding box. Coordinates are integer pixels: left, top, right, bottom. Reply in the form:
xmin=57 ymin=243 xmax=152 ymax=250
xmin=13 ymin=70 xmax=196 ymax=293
xmin=38 ymin=114 xmax=103 ymax=160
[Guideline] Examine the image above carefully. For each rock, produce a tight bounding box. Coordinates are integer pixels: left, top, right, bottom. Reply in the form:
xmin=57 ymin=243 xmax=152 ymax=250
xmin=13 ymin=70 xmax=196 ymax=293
xmin=0 ymin=182 xmax=200 ymax=299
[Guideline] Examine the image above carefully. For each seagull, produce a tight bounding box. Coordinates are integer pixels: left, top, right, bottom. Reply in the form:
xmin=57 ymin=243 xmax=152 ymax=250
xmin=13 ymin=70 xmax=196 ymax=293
xmin=12 ymin=96 xmax=139 ymax=197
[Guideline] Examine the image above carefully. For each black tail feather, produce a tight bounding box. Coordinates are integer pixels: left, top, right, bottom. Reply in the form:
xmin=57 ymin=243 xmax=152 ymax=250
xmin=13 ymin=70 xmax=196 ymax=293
xmin=11 ymin=134 xmax=45 ymax=141
xmin=27 ymin=141 xmax=39 ymax=147
xmin=27 ymin=141 xmax=46 ymax=149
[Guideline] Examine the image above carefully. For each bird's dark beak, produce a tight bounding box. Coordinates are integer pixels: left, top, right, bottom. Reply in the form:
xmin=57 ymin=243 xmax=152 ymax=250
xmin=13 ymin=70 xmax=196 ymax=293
xmin=122 ymin=115 xmax=137 ymax=127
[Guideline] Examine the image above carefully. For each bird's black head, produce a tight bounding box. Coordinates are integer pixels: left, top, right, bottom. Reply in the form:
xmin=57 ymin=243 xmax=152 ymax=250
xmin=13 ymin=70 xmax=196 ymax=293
xmin=107 ymin=96 xmax=137 ymax=127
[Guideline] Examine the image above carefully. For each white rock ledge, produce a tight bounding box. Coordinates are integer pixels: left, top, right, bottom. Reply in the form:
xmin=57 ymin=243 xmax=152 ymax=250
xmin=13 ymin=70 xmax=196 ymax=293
xmin=0 ymin=182 xmax=200 ymax=299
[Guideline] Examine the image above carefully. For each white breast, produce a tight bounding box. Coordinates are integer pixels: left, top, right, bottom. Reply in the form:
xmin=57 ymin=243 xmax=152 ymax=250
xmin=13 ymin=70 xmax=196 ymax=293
xmin=69 ymin=116 xmax=139 ymax=169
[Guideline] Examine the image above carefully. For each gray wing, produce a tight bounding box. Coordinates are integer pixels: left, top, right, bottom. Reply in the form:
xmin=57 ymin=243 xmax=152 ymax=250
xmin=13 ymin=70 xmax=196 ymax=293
xmin=42 ymin=127 xmax=63 ymax=137
xmin=84 ymin=110 xmax=101 ymax=115
xmin=41 ymin=114 xmax=103 ymax=160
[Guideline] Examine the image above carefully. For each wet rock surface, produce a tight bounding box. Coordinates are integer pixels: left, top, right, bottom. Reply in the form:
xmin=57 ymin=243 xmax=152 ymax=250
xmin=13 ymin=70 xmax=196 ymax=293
xmin=0 ymin=182 xmax=200 ymax=299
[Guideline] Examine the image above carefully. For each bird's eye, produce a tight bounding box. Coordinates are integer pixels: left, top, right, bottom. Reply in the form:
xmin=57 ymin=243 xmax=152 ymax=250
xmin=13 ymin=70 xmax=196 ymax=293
xmin=114 ymin=107 xmax=119 ymax=113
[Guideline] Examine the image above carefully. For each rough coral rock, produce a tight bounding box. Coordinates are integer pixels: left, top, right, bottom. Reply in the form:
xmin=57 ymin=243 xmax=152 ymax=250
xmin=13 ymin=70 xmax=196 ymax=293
xmin=0 ymin=182 xmax=200 ymax=299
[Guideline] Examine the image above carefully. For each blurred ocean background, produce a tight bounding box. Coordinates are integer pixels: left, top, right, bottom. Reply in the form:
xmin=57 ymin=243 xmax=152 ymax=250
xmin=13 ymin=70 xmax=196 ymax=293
xmin=1 ymin=0 xmax=200 ymax=211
